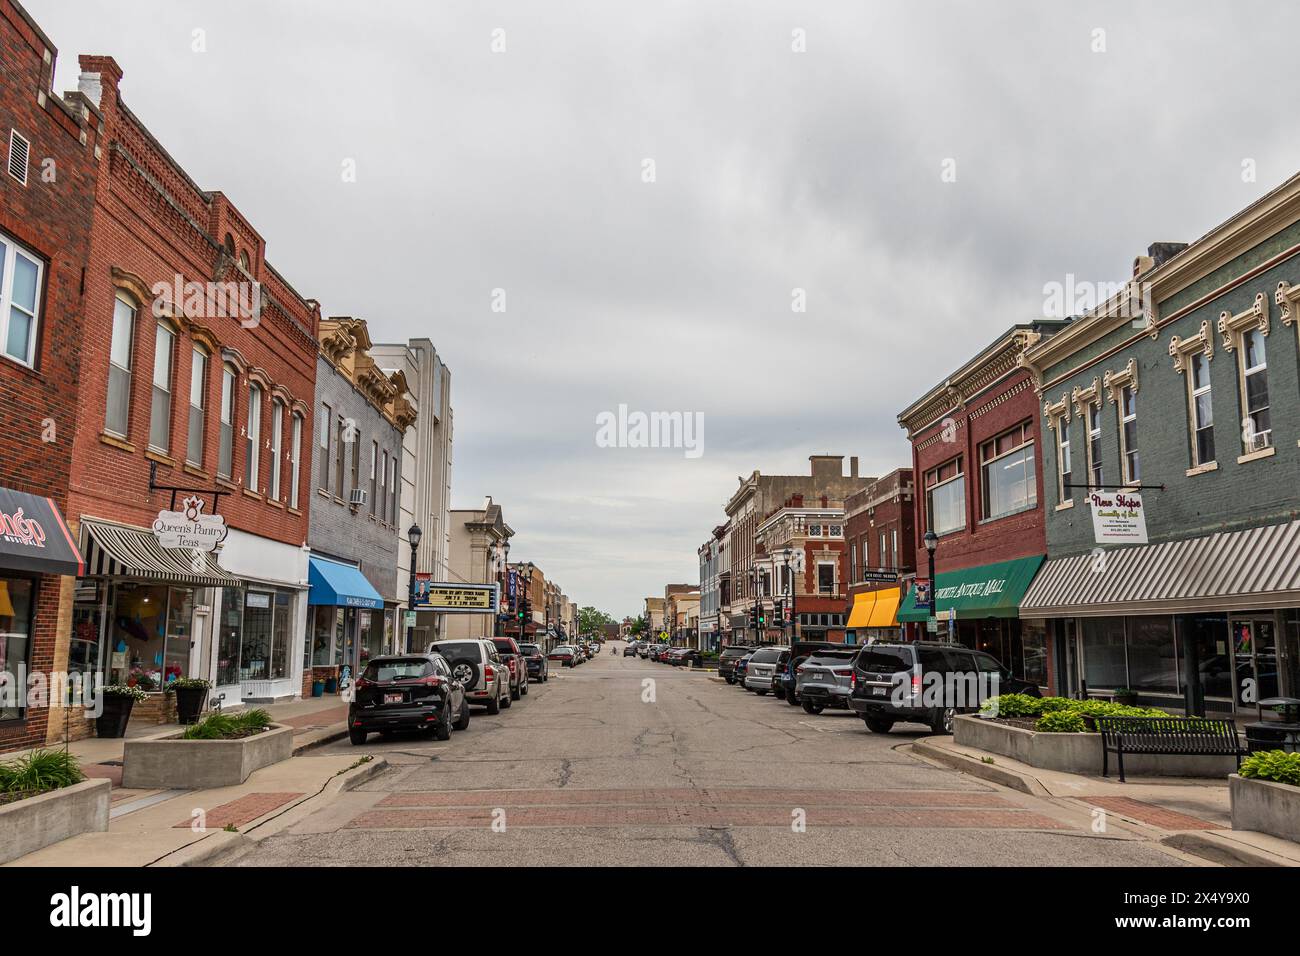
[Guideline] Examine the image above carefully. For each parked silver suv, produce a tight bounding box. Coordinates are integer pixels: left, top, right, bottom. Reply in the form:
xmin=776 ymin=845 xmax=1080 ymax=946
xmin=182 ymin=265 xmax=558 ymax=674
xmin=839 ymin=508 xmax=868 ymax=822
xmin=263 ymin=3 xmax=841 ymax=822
xmin=427 ymin=639 xmax=511 ymax=714
xmin=743 ymin=646 xmax=789 ymax=695
xmin=795 ymin=647 xmax=859 ymax=714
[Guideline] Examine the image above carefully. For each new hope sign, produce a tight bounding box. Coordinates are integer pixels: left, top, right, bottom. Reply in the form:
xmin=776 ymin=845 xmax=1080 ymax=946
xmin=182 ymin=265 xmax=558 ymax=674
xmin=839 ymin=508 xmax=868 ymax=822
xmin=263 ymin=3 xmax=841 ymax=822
xmin=1089 ymin=491 xmax=1148 ymax=545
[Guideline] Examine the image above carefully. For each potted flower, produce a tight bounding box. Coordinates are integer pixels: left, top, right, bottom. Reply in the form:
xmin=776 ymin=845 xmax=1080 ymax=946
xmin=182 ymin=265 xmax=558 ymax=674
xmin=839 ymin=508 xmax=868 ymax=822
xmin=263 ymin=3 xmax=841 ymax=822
xmin=1112 ymin=687 xmax=1139 ymax=706
xmin=311 ymin=676 xmax=325 ymax=698
xmin=168 ymin=677 xmax=212 ymax=725
xmin=96 ymin=685 xmax=148 ymax=738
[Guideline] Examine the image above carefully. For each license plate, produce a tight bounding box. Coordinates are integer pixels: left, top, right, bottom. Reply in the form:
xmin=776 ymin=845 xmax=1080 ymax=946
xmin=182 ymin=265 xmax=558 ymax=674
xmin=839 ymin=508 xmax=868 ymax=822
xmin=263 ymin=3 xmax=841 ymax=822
xmin=384 ymin=692 xmax=403 ymax=704
xmin=872 ymin=686 xmax=886 ymax=696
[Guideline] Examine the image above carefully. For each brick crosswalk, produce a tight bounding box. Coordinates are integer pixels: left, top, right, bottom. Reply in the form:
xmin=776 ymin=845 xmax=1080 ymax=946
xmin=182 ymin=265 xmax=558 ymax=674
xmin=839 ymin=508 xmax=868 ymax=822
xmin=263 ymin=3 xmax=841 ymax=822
xmin=1076 ymin=796 xmax=1220 ymax=831
xmin=173 ymin=792 xmax=305 ymax=829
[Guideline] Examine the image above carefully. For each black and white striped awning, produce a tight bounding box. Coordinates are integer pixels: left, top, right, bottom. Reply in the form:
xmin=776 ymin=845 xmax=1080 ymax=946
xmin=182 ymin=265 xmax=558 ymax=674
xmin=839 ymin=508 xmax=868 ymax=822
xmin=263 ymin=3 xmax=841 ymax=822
xmin=80 ymin=517 xmax=238 ymax=588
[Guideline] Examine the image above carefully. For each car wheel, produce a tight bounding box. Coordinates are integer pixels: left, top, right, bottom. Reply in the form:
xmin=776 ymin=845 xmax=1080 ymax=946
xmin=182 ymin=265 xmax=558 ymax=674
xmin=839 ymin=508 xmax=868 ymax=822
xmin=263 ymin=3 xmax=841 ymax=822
xmin=786 ymin=692 xmax=801 ymax=707
xmin=774 ymin=686 xmax=786 ymax=700
xmin=510 ymin=685 xmax=521 ymax=701
xmin=501 ymin=688 xmax=513 ymax=709
xmin=349 ymin=728 xmax=367 ymax=745
xmin=864 ymin=715 xmax=895 ymax=734
xmin=929 ymin=707 xmax=955 ymax=735
xmin=433 ymin=705 xmax=452 ymax=741
xmin=755 ymin=690 xmax=768 ymax=697
xmin=486 ymin=692 xmax=501 ymax=715
xmin=454 ymin=699 xmax=471 ymax=731
xmin=801 ymin=700 xmax=824 ymax=715
xmin=725 ymin=676 xmax=734 ymax=685
xmin=521 ymin=678 xmax=529 ymax=696
xmin=449 ymin=658 xmax=481 ymax=690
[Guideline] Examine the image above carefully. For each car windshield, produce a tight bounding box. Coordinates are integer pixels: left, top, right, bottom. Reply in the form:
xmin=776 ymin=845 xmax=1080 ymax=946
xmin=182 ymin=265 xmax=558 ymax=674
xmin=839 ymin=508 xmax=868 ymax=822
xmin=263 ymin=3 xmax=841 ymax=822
xmin=749 ymin=648 xmax=783 ymax=664
xmin=430 ymin=641 xmax=482 ymax=659
xmin=519 ymin=644 xmax=540 ymax=655
xmin=855 ymin=646 xmax=914 ymax=672
xmin=363 ymin=658 xmax=432 ymax=682
xmin=721 ymin=647 xmax=750 ymax=659
xmin=492 ymin=640 xmax=516 ymax=653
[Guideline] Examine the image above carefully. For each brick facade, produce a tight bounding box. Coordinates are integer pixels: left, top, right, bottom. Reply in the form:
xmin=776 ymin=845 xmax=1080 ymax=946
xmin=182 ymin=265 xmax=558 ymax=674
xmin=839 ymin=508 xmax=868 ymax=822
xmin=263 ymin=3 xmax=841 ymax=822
xmin=0 ymin=1 xmax=100 ymax=753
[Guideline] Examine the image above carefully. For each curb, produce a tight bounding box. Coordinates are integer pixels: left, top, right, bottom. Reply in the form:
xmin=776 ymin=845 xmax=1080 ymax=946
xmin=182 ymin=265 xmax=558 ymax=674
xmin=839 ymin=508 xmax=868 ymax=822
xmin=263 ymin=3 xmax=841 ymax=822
xmin=1161 ymin=831 xmax=1292 ymax=868
xmin=155 ymin=830 xmax=253 ymax=868
xmin=910 ymin=738 xmax=1050 ymax=796
xmin=290 ymin=724 xmax=350 ymax=755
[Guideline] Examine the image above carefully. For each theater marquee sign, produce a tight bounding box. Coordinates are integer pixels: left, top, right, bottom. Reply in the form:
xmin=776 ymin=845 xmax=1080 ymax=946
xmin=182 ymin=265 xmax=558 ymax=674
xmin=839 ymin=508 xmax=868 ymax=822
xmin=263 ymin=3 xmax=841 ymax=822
xmin=414 ymin=581 xmax=500 ymax=614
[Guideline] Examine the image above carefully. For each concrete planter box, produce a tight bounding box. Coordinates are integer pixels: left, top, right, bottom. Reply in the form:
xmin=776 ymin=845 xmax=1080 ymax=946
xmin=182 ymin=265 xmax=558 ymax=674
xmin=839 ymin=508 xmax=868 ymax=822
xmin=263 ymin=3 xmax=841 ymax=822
xmin=0 ymin=778 xmax=110 ymax=864
xmin=952 ymin=715 xmax=1238 ymax=778
xmin=122 ymin=724 xmax=294 ymax=789
xmin=1230 ymin=774 xmax=1300 ymax=843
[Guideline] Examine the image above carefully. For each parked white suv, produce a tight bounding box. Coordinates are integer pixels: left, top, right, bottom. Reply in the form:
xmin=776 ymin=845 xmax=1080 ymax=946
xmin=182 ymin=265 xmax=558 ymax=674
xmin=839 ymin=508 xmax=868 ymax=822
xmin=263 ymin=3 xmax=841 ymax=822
xmin=427 ymin=639 xmax=510 ymax=714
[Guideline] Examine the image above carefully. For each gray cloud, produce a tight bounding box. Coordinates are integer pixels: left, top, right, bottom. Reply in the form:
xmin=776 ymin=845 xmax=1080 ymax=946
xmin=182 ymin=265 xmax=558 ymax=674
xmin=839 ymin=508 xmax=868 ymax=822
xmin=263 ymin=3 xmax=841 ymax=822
xmin=37 ymin=0 xmax=1300 ymax=615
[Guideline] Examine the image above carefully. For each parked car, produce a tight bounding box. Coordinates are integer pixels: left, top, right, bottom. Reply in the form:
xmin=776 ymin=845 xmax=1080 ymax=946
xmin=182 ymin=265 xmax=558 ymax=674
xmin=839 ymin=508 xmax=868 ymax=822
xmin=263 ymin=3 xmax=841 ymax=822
xmin=719 ymin=645 xmax=754 ymax=684
xmin=518 ymin=642 xmax=549 ymax=683
xmin=349 ymin=653 xmax=470 ymax=744
xmin=670 ymin=648 xmax=702 ymax=667
xmin=549 ymin=644 xmax=577 ymax=667
xmin=849 ymin=641 xmax=1040 ymax=735
xmin=733 ymin=651 xmax=755 ymax=685
xmin=623 ymin=642 xmax=639 ymax=657
xmin=743 ymin=646 xmax=788 ymax=694
xmin=796 ymin=647 xmax=860 ymax=714
xmin=782 ymin=641 xmax=845 ymax=706
xmin=492 ymin=637 xmax=530 ymax=700
xmin=427 ymin=639 xmax=510 ymax=713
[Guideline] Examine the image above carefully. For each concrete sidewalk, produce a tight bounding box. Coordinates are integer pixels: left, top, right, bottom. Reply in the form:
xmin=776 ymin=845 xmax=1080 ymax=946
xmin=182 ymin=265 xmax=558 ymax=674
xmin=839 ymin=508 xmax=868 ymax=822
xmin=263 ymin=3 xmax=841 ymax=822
xmin=912 ymin=734 xmax=1300 ymax=867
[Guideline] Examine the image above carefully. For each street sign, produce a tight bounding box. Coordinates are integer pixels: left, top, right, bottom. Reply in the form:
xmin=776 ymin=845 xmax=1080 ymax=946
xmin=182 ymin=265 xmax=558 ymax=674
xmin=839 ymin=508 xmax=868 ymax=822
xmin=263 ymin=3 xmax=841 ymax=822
xmin=859 ymin=570 xmax=898 ymax=583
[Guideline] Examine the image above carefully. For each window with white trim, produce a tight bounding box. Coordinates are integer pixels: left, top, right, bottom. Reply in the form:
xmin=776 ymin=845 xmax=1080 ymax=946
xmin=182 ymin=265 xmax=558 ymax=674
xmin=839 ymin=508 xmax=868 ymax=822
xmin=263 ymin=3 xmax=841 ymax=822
xmin=105 ymin=295 xmax=136 ymax=436
xmin=186 ymin=348 xmax=207 ymax=466
xmin=0 ymin=230 xmax=42 ymax=366
xmin=218 ymin=366 xmax=236 ymax=477
xmin=1190 ymin=352 xmax=1215 ymax=466
xmin=318 ymin=402 xmax=331 ymax=491
xmin=1086 ymin=402 xmax=1103 ymax=489
xmin=1240 ymin=329 xmax=1271 ymax=452
xmin=1119 ymin=384 xmax=1139 ymax=485
xmin=925 ymin=457 xmax=965 ymax=535
xmin=148 ymin=322 xmax=175 ymax=452
xmin=980 ymin=421 xmax=1036 ymax=520
xmin=269 ymin=399 xmax=284 ymax=501
xmin=289 ymin=412 xmax=302 ymax=509
xmin=1056 ymin=419 xmax=1072 ymax=501
xmin=245 ymin=383 xmax=261 ymax=489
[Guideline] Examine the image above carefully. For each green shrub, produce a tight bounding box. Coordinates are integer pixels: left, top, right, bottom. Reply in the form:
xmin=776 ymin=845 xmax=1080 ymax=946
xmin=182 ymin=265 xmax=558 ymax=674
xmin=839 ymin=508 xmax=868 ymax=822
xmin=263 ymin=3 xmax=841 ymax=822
xmin=1036 ymin=697 xmax=1075 ymax=713
xmin=981 ymin=693 xmax=1044 ymax=718
xmin=1036 ymin=711 xmax=1088 ymax=733
xmin=0 ymin=748 xmax=85 ymax=795
xmin=181 ymin=708 xmax=272 ymax=740
xmin=1239 ymin=750 xmax=1300 ymax=787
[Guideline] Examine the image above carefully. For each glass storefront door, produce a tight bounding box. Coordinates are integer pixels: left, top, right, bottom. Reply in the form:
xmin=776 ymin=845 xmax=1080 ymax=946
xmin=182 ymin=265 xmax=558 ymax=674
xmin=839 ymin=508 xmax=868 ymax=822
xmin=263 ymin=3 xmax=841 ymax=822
xmin=1231 ymin=616 xmax=1280 ymax=714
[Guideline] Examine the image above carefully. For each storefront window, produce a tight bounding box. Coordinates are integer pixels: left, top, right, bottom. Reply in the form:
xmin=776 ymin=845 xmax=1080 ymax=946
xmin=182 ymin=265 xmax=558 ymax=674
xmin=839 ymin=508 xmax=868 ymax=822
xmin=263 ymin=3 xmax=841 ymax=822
xmin=1125 ymin=616 xmax=1178 ymax=694
xmin=311 ymin=606 xmax=336 ymax=667
xmin=217 ymin=586 xmax=243 ymax=686
xmin=360 ymin=610 xmax=384 ymax=670
xmin=241 ymin=591 xmax=273 ymax=681
xmin=1185 ymin=613 xmax=1231 ymax=700
xmin=0 ymin=577 xmax=34 ymax=720
xmin=271 ymin=592 xmax=291 ymax=680
xmin=70 ymin=582 xmax=106 ymax=685
xmin=163 ymin=587 xmax=194 ymax=686
xmin=108 ymin=583 xmax=169 ymax=689
xmin=1021 ymin=620 xmax=1048 ymax=687
xmin=1081 ymin=618 xmax=1126 ymax=689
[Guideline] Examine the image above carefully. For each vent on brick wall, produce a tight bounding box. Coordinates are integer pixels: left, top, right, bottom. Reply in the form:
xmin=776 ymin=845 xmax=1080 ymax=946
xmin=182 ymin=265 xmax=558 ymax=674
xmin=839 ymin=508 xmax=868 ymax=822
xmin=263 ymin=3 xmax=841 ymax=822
xmin=8 ymin=129 xmax=30 ymax=185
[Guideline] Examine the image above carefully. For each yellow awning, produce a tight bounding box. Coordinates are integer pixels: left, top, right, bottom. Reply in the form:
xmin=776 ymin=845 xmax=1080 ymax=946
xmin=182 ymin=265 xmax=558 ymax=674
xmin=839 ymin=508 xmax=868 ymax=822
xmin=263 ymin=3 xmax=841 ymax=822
xmin=846 ymin=591 xmax=878 ymax=628
xmin=866 ymin=588 xmax=902 ymax=628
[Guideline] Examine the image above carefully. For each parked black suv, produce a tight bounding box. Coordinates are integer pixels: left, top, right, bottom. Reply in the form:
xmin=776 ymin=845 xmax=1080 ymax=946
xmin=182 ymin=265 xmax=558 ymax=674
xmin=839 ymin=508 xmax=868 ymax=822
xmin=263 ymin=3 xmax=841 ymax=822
xmin=518 ymin=642 xmax=549 ymax=683
xmin=850 ymin=641 xmax=1040 ymax=735
xmin=349 ymin=653 xmax=469 ymax=744
xmin=719 ymin=645 xmax=754 ymax=684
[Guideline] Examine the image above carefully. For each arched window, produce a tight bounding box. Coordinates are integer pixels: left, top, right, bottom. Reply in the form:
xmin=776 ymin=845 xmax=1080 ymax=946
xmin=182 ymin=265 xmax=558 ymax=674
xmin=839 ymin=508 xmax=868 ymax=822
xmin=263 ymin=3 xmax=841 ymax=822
xmin=218 ymin=364 xmax=237 ymax=478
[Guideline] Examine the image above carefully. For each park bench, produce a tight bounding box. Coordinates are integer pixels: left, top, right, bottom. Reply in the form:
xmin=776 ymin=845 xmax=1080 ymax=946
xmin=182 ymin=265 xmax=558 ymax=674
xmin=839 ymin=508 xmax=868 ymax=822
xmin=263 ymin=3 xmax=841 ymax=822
xmin=1095 ymin=716 xmax=1246 ymax=783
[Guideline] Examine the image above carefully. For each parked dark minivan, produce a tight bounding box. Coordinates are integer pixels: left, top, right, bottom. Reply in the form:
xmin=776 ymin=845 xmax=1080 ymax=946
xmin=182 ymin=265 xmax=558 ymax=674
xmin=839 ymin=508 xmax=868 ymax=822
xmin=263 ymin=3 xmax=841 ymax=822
xmin=849 ymin=641 xmax=1040 ymax=735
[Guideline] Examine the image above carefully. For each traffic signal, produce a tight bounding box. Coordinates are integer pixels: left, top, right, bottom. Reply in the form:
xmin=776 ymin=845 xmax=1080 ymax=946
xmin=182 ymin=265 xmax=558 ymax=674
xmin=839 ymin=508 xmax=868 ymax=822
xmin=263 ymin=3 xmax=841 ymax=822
xmin=749 ymin=604 xmax=759 ymax=631
xmin=773 ymin=599 xmax=783 ymax=624
xmin=757 ymin=603 xmax=766 ymax=627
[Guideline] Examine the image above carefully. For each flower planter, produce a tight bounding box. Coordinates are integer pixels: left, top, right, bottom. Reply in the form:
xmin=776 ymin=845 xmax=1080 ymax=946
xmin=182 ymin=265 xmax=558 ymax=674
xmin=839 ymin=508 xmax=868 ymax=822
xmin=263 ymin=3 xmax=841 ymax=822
xmin=324 ymin=677 xmax=338 ymax=694
xmin=121 ymin=724 xmax=294 ymax=789
xmin=172 ymin=686 xmax=208 ymax=725
xmin=95 ymin=695 xmax=135 ymax=738
xmin=311 ymin=679 xmax=325 ymax=698
xmin=0 ymin=779 xmax=110 ymax=864
xmin=1229 ymin=774 xmax=1300 ymax=843
xmin=952 ymin=715 xmax=1239 ymax=777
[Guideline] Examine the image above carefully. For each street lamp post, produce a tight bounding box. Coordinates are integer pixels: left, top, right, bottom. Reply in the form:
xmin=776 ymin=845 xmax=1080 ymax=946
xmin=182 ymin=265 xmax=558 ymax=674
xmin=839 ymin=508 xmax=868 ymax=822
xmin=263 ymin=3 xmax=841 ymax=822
xmin=494 ymin=539 xmax=510 ymax=638
xmin=406 ymin=523 xmax=423 ymax=653
xmin=782 ymin=547 xmax=797 ymax=645
xmin=923 ymin=530 xmax=938 ymax=643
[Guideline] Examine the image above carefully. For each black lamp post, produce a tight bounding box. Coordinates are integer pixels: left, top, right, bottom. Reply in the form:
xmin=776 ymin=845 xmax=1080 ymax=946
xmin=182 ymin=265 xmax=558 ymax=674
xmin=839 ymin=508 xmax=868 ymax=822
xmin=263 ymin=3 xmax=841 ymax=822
xmin=923 ymin=530 xmax=938 ymax=642
xmin=406 ymin=522 xmax=423 ymax=653
xmin=782 ymin=547 xmax=797 ymax=645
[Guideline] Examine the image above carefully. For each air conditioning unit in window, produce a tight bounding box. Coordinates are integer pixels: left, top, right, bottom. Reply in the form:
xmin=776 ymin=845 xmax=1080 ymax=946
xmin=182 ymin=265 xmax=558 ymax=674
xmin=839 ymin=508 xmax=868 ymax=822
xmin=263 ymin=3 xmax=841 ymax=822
xmin=1249 ymin=430 xmax=1272 ymax=453
xmin=349 ymin=488 xmax=368 ymax=508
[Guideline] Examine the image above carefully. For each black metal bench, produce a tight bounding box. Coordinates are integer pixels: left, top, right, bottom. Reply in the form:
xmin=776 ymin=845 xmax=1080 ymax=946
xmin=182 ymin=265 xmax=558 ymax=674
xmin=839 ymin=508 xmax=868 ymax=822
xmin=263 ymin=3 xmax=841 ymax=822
xmin=1095 ymin=716 xmax=1245 ymax=782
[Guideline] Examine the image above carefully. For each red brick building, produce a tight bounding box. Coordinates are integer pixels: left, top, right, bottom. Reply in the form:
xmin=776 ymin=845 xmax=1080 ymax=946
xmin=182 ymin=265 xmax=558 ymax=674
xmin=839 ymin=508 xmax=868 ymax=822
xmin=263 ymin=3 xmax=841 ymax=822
xmin=51 ymin=51 xmax=320 ymax=736
xmin=0 ymin=1 xmax=101 ymax=753
xmin=843 ymin=468 xmax=915 ymax=643
xmin=756 ymin=494 xmax=852 ymax=644
xmin=896 ymin=322 xmax=1070 ymax=689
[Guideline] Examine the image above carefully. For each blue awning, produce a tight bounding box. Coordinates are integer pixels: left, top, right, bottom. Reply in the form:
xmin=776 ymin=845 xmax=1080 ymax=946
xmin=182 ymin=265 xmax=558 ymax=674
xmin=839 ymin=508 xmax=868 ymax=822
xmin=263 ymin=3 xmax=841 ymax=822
xmin=307 ymin=555 xmax=384 ymax=609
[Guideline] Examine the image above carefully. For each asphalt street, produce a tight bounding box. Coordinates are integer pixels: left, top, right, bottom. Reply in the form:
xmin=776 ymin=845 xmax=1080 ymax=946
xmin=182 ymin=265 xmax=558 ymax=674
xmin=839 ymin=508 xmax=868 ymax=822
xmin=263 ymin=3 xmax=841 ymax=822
xmin=229 ymin=644 xmax=1201 ymax=867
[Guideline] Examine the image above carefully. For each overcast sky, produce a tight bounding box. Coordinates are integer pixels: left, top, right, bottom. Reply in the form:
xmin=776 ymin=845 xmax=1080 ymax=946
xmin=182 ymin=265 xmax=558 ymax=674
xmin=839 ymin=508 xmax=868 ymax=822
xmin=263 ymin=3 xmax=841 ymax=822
xmin=33 ymin=0 xmax=1300 ymax=617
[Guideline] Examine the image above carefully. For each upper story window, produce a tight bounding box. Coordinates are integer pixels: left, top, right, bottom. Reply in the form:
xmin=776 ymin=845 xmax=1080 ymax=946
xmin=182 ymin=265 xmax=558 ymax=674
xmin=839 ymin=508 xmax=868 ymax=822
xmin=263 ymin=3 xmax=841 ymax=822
xmin=1086 ymin=402 xmax=1103 ymax=489
xmin=289 ymin=412 xmax=303 ymax=510
xmin=105 ymin=295 xmax=137 ymax=437
xmin=334 ymin=418 xmax=347 ymax=497
xmin=1119 ymin=385 xmax=1139 ymax=485
xmin=379 ymin=449 xmax=388 ymax=523
xmin=1190 ymin=352 xmax=1215 ymax=466
xmin=925 ymin=456 xmax=965 ymax=536
xmin=0 ymin=230 xmax=42 ymax=367
xmin=268 ymin=399 xmax=284 ymax=501
xmin=149 ymin=322 xmax=175 ymax=453
xmin=245 ymin=384 xmax=261 ymax=489
xmin=388 ymin=454 xmax=398 ymax=523
xmin=369 ymin=441 xmax=378 ymax=516
xmin=980 ymin=421 xmax=1036 ymax=520
xmin=1240 ymin=329 xmax=1271 ymax=453
xmin=817 ymin=563 xmax=835 ymax=595
xmin=1056 ymin=419 xmax=1072 ymax=502
xmin=319 ymin=402 xmax=332 ymax=491
xmin=218 ymin=365 xmax=236 ymax=478
xmin=186 ymin=347 xmax=207 ymax=467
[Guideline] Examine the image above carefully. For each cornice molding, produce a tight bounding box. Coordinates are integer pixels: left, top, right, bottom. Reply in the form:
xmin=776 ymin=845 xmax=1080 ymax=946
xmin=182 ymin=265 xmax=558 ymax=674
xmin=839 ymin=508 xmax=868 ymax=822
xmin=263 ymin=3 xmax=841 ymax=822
xmin=1169 ymin=320 xmax=1214 ymax=374
xmin=1278 ymin=280 xmax=1300 ymax=327
xmin=1043 ymin=391 xmax=1071 ymax=431
xmin=1103 ymin=358 xmax=1139 ymax=405
xmin=1218 ymin=291 xmax=1269 ymax=352
xmin=1070 ymin=376 xmax=1100 ymax=415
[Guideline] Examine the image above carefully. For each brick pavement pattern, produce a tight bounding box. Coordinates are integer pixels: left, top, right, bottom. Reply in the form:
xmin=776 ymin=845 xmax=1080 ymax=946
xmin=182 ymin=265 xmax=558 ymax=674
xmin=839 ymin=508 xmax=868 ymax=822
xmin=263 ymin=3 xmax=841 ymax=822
xmin=1076 ymin=796 xmax=1220 ymax=831
xmin=174 ymin=792 xmax=305 ymax=829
